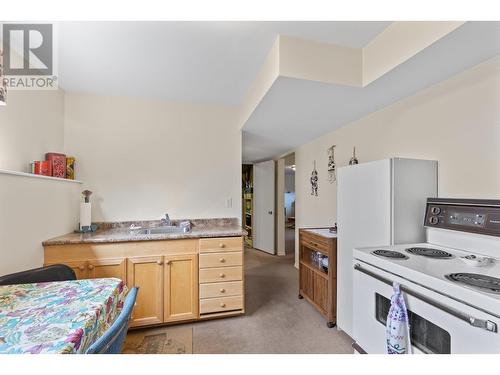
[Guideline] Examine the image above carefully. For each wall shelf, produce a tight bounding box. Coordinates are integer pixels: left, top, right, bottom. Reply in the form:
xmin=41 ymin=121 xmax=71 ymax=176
xmin=0 ymin=169 xmax=82 ymax=184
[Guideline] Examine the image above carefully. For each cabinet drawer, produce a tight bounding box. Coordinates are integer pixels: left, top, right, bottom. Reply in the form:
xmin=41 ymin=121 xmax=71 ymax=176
xmin=301 ymin=237 xmax=328 ymax=254
xmin=199 ymin=251 xmax=242 ymax=268
xmin=200 ymin=295 xmax=243 ymax=314
xmin=199 ymin=266 xmax=242 ymax=283
xmin=200 ymin=281 xmax=243 ymax=298
xmin=199 ymin=237 xmax=243 ymax=253
xmin=301 ymin=231 xmax=328 ymax=246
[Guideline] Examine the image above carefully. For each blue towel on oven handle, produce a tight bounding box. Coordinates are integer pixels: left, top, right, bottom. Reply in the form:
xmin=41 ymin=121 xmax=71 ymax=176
xmin=386 ymin=282 xmax=412 ymax=354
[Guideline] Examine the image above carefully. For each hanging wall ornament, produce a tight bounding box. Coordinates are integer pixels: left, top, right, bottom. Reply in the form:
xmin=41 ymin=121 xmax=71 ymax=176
xmin=310 ymin=160 xmax=318 ymax=196
xmin=349 ymin=146 xmax=359 ymax=166
xmin=327 ymin=145 xmax=336 ymax=183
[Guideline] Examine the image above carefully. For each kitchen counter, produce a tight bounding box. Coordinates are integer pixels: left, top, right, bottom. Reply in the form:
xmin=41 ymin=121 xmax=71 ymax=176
xmin=43 ymin=218 xmax=247 ymax=246
xmin=302 ymin=228 xmax=337 ymax=239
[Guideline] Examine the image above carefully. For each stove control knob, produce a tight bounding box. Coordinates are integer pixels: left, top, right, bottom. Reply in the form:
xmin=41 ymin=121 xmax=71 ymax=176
xmin=431 ymin=206 xmax=441 ymax=215
xmin=429 ymin=216 xmax=439 ymax=225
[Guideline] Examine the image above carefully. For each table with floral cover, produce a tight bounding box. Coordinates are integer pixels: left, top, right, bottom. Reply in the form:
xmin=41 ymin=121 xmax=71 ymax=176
xmin=0 ymin=278 xmax=127 ymax=354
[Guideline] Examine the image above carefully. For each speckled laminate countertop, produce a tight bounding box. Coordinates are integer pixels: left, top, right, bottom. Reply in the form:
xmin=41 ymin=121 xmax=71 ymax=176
xmin=302 ymin=228 xmax=337 ymax=238
xmin=43 ymin=218 xmax=247 ymax=246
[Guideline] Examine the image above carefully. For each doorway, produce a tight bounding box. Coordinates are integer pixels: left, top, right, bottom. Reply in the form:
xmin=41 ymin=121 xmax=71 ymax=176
xmin=284 ymin=155 xmax=295 ymax=256
xmin=276 ymin=153 xmax=295 ymax=262
xmin=242 ymin=161 xmax=276 ymax=254
xmin=242 ymin=164 xmax=253 ymax=248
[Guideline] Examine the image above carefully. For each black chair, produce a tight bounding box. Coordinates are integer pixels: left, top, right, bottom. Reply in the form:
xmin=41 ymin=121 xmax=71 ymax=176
xmin=0 ymin=264 xmax=76 ymax=286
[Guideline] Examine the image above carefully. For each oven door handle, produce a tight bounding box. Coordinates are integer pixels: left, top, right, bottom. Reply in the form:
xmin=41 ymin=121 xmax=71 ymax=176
xmin=354 ymin=263 xmax=498 ymax=333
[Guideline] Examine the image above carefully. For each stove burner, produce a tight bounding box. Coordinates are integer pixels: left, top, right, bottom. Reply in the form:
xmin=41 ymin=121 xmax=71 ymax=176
xmin=371 ymin=250 xmax=408 ymax=259
xmin=445 ymin=273 xmax=500 ymax=295
xmin=405 ymin=247 xmax=453 ymax=258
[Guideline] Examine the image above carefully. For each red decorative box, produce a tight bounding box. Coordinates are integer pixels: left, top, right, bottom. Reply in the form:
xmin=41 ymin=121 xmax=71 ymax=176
xmin=34 ymin=160 xmax=52 ymax=176
xmin=46 ymin=152 xmax=66 ymax=178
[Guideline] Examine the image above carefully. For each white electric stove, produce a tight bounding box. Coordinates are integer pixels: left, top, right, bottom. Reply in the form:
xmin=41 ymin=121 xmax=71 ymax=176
xmin=352 ymin=198 xmax=500 ymax=354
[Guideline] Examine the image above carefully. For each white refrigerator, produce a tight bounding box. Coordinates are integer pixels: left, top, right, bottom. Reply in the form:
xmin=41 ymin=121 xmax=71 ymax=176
xmin=336 ymin=158 xmax=438 ymax=337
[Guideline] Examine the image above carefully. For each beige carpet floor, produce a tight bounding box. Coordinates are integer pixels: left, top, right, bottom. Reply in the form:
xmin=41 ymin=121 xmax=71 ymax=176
xmin=126 ymin=248 xmax=354 ymax=354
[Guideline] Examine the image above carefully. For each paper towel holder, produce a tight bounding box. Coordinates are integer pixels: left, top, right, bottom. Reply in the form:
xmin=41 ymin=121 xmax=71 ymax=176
xmin=82 ymin=190 xmax=92 ymax=203
xmin=77 ymin=190 xmax=96 ymax=233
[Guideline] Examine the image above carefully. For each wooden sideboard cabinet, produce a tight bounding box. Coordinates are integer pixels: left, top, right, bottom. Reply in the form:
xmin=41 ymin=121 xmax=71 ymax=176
xmin=298 ymin=228 xmax=337 ymax=328
xmin=44 ymin=236 xmax=244 ymax=328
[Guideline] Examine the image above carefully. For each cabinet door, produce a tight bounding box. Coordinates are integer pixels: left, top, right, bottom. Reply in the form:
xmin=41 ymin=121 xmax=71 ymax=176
xmin=313 ymin=273 xmax=328 ymax=313
xmin=46 ymin=261 xmax=88 ymax=280
xmin=300 ymin=265 xmax=314 ymax=300
xmin=164 ymin=254 xmax=198 ymax=322
xmin=87 ymin=258 xmax=126 ymax=281
xmin=127 ymin=256 xmax=164 ymax=327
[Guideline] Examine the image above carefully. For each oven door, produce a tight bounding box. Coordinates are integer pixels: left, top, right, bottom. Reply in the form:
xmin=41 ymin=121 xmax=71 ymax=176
xmin=352 ymin=260 xmax=500 ymax=354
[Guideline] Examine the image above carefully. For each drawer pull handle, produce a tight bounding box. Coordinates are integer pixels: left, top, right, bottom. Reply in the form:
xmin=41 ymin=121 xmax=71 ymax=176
xmin=220 ymin=303 xmax=226 ymax=308
xmin=219 ymin=243 xmax=225 ymax=248
xmin=219 ymin=273 xmax=226 ymax=278
xmin=78 ymin=265 xmax=85 ymax=271
xmin=87 ymin=265 xmax=94 ymax=270
xmin=219 ymin=258 xmax=226 ymax=263
xmin=220 ymin=288 xmax=226 ymax=293
xmin=157 ymin=260 xmax=164 ymax=265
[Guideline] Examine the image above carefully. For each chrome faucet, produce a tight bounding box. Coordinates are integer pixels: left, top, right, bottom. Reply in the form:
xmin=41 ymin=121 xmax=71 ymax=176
xmin=161 ymin=213 xmax=172 ymax=226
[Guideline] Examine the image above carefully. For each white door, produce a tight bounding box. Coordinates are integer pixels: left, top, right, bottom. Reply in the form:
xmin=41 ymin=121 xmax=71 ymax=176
xmin=337 ymin=159 xmax=392 ymax=337
xmin=253 ymin=160 xmax=275 ymax=254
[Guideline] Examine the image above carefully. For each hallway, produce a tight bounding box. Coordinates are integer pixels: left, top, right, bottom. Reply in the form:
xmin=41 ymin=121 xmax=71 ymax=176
xmin=190 ymin=248 xmax=353 ymax=353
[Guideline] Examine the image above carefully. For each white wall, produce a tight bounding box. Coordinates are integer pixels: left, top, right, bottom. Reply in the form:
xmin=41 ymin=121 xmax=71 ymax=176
xmin=0 ymin=88 xmax=243 ymax=275
xmin=0 ymin=174 xmax=80 ymax=275
xmin=0 ymin=90 xmax=65 ymax=172
xmin=0 ymin=89 xmax=81 ymax=275
xmin=64 ymin=92 xmax=242 ymax=222
xmin=294 ymin=58 xmax=500 ymax=266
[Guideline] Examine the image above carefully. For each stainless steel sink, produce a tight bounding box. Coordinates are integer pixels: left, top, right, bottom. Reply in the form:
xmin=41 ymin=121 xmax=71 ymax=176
xmin=136 ymin=226 xmax=184 ymax=235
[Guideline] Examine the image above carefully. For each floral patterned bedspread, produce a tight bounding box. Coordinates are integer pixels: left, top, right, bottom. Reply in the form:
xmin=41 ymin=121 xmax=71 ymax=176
xmin=0 ymin=278 xmax=127 ymax=354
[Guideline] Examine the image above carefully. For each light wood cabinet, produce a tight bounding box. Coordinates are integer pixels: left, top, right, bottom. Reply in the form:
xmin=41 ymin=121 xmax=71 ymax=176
xmin=88 ymin=257 xmax=126 ymax=280
xmin=199 ymin=237 xmax=243 ymax=253
xmin=198 ymin=237 xmax=244 ymax=318
xmin=199 ymin=266 xmax=243 ymax=283
xmin=199 ymin=251 xmax=242 ymax=268
xmin=200 ymin=295 xmax=243 ymax=314
xmin=127 ymin=256 xmax=164 ymax=327
xmin=43 ymin=236 xmax=244 ymax=328
xmin=164 ymin=254 xmax=198 ymax=322
xmin=63 ymin=260 xmax=89 ymax=280
xmin=200 ymin=281 xmax=243 ymax=299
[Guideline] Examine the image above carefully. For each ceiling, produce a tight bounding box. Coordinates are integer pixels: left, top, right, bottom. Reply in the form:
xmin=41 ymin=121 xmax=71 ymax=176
xmin=56 ymin=21 xmax=390 ymax=105
xmin=242 ymin=22 xmax=500 ymax=162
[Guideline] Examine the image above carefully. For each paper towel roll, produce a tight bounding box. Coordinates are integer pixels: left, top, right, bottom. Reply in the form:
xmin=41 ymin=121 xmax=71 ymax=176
xmin=80 ymin=202 xmax=91 ymax=230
